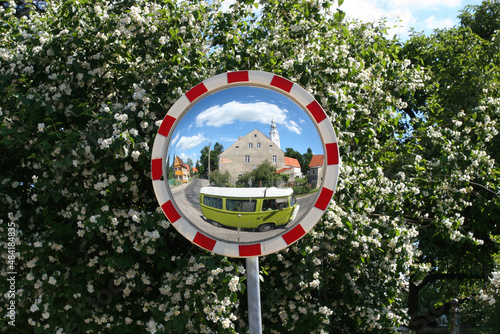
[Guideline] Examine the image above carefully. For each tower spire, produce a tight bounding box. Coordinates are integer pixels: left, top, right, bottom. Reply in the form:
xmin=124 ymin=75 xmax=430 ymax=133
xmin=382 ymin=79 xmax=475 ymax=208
xmin=269 ymin=118 xmax=281 ymax=149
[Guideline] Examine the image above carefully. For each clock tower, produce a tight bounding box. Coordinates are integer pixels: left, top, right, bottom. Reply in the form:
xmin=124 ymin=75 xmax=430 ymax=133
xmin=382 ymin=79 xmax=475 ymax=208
xmin=269 ymin=119 xmax=281 ymax=149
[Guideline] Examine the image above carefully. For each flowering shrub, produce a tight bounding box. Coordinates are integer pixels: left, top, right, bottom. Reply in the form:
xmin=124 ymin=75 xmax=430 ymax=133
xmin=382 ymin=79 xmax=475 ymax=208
xmin=1 ymin=0 xmax=498 ymax=333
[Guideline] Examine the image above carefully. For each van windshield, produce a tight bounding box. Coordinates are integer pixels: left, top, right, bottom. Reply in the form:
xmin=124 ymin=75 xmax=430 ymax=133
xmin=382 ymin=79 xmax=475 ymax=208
xmin=226 ymin=199 xmax=256 ymax=212
xmin=262 ymin=198 xmax=289 ymax=211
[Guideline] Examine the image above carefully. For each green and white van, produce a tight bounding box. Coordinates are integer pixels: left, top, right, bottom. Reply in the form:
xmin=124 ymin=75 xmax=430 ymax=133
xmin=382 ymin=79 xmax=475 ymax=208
xmin=199 ymin=187 xmax=299 ymax=232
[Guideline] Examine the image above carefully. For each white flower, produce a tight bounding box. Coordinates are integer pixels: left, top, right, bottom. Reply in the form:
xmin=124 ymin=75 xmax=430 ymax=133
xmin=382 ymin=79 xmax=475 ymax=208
xmin=221 ymin=318 xmax=231 ymax=329
xmin=186 ymin=275 xmax=195 ymax=285
xmin=38 ymin=123 xmax=45 ymax=132
xmin=319 ymin=306 xmax=333 ymax=316
xmin=310 ymin=279 xmax=320 ymax=288
xmin=228 ymin=276 xmax=239 ymax=292
xmin=159 ymin=36 xmax=168 ymax=45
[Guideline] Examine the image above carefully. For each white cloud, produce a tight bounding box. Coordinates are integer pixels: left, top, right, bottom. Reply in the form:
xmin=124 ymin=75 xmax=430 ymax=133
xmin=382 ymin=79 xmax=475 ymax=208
xmin=219 ymin=136 xmax=239 ymax=144
xmin=424 ymin=15 xmax=456 ymax=31
xmin=175 ymin=133 xmax=207 ymax=151
xmin=336 ymin=0 xmax=470 ymax=40
xmin=285 ymin=120 xmax=301 ymax=135
xmin=195 ymin=101 xmax=302 ymax=134
xmin=171 ymin=132 xmax=180 ymax=147
xmin=219 ymin=0 xmax=236 ymax=12
xmin=393 ymin=0 xmax=462 ymax=7
xmin=179 ymin=152 xmax=197 ymax=163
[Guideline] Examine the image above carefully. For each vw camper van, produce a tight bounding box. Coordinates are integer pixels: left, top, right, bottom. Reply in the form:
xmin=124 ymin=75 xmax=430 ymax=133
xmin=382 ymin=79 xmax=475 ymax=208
xmin=199 ymin=187 xmax=299 ymax=231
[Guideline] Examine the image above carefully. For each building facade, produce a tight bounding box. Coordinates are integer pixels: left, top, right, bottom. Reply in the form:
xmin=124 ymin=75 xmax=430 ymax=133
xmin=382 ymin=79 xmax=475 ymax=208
xmin=276 ymin=157 xmax=303 ymax=180
xmin=219 ymin=129 xmax=285 ymax=184
xmin=308 ymin=154 xmax=324 ymax=188
xmin=174 ymin=156 xmax=189 ymax=183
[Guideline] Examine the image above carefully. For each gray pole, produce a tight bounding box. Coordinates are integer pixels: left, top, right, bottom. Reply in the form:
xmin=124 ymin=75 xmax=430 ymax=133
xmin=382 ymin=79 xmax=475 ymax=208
xmin=246 ymin=256 xmax=262 ymax=334
xmin=208 ymin=141 xmax=211 ymax=177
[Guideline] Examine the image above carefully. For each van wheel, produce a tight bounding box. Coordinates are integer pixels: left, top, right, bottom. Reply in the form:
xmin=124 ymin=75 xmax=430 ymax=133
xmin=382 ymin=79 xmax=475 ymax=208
xmin=210 ymin=220 xmax=222 ymax=228
xmin=257 ymin=223 xmax=275 ymax=232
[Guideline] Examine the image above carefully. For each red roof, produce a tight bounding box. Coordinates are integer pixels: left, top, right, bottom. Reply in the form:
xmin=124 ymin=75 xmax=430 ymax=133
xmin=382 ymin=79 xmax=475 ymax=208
xmin=284 ymin=157 xmax=301 ymax=168
xmin=309 ymin=155 xmax=324 ymax=167
xmin=275 ymin=167 xmax=292 ymax=174
xmin=175 ymin=156 xmax=188 ymax=169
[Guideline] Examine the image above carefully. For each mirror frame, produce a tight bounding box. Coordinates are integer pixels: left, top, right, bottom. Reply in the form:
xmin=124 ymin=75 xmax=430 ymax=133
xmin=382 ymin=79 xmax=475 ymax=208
xmin=151 ymin=70 xmax=339 ymax=258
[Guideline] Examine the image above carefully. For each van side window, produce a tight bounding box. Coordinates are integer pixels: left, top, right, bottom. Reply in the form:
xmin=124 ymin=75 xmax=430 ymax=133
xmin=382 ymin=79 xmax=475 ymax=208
xmin=226 ymin=199 xmax=256 ymax=212
xmin=203 ymin=196 xmax=223 ymax=210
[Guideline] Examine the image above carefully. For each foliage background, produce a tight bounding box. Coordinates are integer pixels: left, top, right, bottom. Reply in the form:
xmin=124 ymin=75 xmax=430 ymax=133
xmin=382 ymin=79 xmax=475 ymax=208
xmin=0 ymin=0 xmax=499 ymax=333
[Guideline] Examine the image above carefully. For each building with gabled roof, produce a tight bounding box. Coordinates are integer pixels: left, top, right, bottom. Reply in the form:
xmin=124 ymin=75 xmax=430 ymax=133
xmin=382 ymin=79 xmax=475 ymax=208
xmin=275 ymin=157 xmax=303 ymax=180
xmin=219 ymin=126 xmax=285 ymax=184
xmin=308 ymin=154 xmax=324 ymax=188
xmin=174 ymin=156 xmax=189 ymax=183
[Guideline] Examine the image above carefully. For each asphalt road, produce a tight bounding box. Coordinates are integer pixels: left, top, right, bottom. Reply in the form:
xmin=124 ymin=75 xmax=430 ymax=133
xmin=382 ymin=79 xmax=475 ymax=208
xmin=171 ymin=178 xmax=318 ymax=244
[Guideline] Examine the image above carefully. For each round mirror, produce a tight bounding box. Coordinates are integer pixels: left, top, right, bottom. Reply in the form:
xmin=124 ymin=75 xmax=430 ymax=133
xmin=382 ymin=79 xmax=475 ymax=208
xmin=152 ymin=71 xmax=339 ymax=257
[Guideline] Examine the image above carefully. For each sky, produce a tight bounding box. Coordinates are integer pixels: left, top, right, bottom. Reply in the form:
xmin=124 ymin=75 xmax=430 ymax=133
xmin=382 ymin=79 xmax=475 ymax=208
xmin=334 ymin=0 xmax=485 ymax=40
xmin=168 ymin=86 xmax=323 ymax=165
xmin=220 ymin=0 xmax=484 ymax=41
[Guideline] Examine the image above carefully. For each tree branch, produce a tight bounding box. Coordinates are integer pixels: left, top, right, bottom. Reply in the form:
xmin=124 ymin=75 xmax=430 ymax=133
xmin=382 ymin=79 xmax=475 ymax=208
xmin=415 ymin=272 xmax=485 ymax=291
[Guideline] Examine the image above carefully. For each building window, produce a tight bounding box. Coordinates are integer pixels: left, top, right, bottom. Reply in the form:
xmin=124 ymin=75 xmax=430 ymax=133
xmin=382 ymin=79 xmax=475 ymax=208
xmin=257 ymin=142 xmax=261 ymax=148
xmin=245 ymin=155 xmax=251 ymax=163
xmin=272 ymin=155 xmax=277 ymax=163
xmin=249 ymin=143 xmax=253 ymax=148
xmin=237 ymin=173 xmax=243 ymax=179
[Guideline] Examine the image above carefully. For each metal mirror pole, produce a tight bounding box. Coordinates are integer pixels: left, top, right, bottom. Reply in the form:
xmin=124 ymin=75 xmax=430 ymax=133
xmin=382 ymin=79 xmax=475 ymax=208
xmin=246 ymin=256 xmax=262 ymax=334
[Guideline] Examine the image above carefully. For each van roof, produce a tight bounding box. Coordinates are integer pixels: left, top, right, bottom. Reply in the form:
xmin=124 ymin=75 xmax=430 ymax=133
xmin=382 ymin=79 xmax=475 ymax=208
xmin=200 ymin=187 xmax=293 ymax=198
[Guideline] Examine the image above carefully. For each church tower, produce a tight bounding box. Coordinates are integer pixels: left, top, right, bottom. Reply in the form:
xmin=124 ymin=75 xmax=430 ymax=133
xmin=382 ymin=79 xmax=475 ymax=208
xmin=269 ymin=118 xmax=281 ymax=149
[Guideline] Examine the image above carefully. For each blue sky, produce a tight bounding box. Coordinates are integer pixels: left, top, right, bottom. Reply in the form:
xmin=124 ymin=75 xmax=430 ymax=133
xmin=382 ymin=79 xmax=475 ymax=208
xmin=219 ymin=0 xmax=484 ymax=41
xmin=168 ymin=86 xmax=323 ymax=165
xmin=334 ymin=0 xmax=485 ymax=40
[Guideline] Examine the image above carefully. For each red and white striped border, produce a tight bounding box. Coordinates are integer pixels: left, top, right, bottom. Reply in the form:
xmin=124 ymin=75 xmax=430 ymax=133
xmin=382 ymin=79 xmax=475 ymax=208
xmin=151 ymin=71 xmax=339 ymax=258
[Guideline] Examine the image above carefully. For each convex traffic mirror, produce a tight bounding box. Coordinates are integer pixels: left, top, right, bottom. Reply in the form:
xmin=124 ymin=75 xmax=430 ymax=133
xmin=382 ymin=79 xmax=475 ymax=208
xmin=151 ymin=71 xmax=339 ymax=257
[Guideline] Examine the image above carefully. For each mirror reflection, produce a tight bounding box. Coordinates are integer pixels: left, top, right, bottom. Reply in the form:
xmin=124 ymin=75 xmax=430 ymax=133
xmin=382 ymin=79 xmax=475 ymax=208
xmin=166 ymin=86 xmax=324 ymax=243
